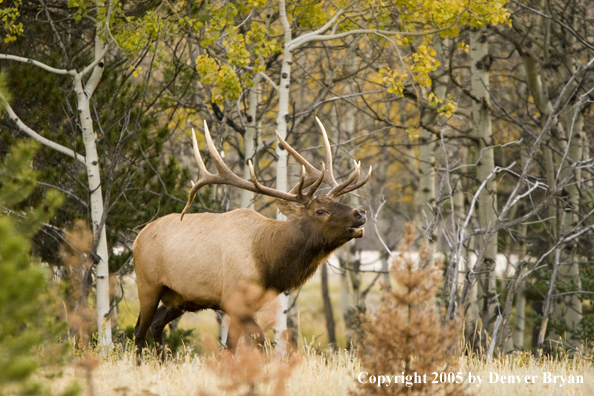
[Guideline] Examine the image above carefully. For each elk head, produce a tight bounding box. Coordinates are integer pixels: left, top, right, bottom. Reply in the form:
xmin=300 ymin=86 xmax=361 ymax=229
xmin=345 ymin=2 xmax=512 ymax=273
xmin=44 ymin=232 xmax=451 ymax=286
xmin=180 ymin=118 xmax=372 ymax=241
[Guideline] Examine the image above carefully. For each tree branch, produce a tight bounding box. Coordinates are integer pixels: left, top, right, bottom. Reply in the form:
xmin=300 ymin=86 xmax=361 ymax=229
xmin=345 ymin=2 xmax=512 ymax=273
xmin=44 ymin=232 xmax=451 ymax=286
xmin=82 ymin=45 xmax=110 ymax=96
xmin=0 ymin=54 xmax=74 ymax=76
xmin=1 ymin=93 xmax=85 ymax=164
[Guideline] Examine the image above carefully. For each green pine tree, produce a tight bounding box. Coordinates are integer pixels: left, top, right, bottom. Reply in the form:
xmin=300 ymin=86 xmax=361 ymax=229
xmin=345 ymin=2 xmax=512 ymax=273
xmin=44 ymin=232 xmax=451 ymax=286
xmin=0 ymin=140 xmax=78 ymax=396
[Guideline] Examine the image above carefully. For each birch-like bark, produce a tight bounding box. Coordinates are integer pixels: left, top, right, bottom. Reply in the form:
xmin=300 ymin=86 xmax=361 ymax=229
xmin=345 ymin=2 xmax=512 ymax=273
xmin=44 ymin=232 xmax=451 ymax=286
xmin=73 ymin=21 xmax=112 ymax=348
xmin=2 ymin=2 xmax=112 ymax=348
xmin=416 ymin=38 xmax=449 ymax=241
xmin=416 ymin=121 xmax=436 ymax=234
xmin=512 ymin=221 xmax=527 ymax=351
xmin=321 ymin=262 xmax=337 ymax=348
xmin=452 ymin=146 xmax=480 ymax=333
xmin=274 ymin=0 xmax=292 ymax=350
xmin=337 ymin=248 xmax=356 ymax=348
xmin=240 ymin=74 xmax=262 ymax=209
xmin=537 ymin=213 xmax=564 ymax=354
xmin=523 ymin=54 xmax=559 ymax=238
xmin=470 ymin=26 xmax=498 ymax=332
xmin=521 ymin=5 xmax=584 ymax=349
xmin=556 ymin=108 xmax=583 ymax=349
xmin=554 ymin=5 xmax=583 ymax=343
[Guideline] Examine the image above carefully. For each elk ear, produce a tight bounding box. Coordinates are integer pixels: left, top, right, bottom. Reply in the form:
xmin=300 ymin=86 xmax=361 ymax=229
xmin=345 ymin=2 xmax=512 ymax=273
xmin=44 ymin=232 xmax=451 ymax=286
xmin=275 ymin=199 xmax=304 ymax=218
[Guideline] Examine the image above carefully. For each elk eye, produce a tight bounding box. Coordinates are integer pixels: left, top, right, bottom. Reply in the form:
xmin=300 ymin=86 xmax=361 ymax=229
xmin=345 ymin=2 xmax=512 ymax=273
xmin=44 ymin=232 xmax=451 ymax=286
xmin=316 ymin=209 xmax=327 ymax=216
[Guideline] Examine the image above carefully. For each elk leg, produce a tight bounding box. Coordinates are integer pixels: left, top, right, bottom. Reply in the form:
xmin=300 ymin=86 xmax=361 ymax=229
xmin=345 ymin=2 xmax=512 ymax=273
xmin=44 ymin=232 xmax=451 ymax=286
xmin=150 ymin=305 xmax=184 ymax=362
xmin=226 ymin=316 xmax=265 ymax=352
xmin=134 ymin=289 xmax=162 ymax=365
xmin=245 ymin=317 xmax=266 ymax=347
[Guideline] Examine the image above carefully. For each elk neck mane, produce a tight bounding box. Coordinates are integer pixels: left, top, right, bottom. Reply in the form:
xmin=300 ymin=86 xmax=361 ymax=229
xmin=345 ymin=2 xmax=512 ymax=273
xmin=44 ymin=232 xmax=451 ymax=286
xmin=253 ymin=215 xmax=342 ymax=293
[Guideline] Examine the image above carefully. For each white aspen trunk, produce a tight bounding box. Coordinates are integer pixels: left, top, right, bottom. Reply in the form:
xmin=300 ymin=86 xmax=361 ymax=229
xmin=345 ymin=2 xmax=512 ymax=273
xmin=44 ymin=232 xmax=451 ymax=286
xmin=78 ymin=7 xmax=111 ymax=348
xmin=74 ymin=74 xmax=112 ymax=349
xmin=465 ymin=252 xmax=480 ymax=343
xmin=513 ymin=281 xmax=527 ymax=350
xmin=415 ymin=38 xmax=448 ymax=241
xmin=512 ymin=222 xmax=527 ymax=351
xmin=219 ymin=313 xmax=230 ymax=346
xmin=556 ymin=108 xmax=583 ymax=350
xmin=337 ymin=248 xmax=354 ymax=348
xmin=274 ymin=0 xmax=293 ymax=351
xmin=523 ymin=54 xmax=559 ymax=238
xmin=241 ymin=74 xmax=262 ymax=209
xmin=470 ymin=26 xmax=498 ymax=333
xmin=521 ymin=12 xmax=584 ymax=348
xmin=417 ymin=121 xmax=436 ymax=232
xmin=553 ymin=9 xmax=583 ymax=346
xmin=453 ymin=145 xmax=478 ymax=334
xmin=509 ymin=145 xmax=529 ymax=352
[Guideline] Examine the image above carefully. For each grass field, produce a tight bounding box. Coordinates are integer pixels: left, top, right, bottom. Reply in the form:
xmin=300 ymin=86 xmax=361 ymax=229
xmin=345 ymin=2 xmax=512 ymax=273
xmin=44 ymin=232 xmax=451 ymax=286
xmin=59 ymin=268 xmax=592 ymax=396
xmin=40 ymin=345 xmax=593 ymax=396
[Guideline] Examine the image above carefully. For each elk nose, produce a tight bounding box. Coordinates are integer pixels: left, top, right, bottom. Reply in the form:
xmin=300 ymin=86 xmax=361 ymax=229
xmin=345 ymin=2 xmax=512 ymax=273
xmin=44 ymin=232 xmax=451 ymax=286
xmin=354 ymin=209 xmax=366 ymax=222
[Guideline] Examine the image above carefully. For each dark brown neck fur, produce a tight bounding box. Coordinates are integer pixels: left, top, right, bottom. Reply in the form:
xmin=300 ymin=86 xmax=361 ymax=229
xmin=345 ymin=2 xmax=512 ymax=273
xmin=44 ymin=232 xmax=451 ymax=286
xmin=254 ymin=218 xmax=348 ymax=293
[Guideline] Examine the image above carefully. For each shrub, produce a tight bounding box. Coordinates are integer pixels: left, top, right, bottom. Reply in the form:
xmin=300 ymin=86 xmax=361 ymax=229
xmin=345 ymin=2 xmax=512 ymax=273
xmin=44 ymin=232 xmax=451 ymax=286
xmin=354 ymin=223 xmax=465 ymax=396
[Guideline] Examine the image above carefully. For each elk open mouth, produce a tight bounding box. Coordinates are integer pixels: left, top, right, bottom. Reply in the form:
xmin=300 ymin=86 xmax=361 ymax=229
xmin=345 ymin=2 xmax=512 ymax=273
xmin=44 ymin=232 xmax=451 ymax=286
xmin=349 ymin=217 xmax=366 ymax=238
xmin=349 ymin=226 xmax=365 ymax=238
xmin=348 ymin=210 xmax=366 ymax=238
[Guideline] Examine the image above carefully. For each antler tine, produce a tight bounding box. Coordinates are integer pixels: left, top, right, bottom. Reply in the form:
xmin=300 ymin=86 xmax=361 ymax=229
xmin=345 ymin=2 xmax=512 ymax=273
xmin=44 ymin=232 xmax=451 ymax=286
xmin=182 ymin=122 xmax=262 ymax=220
xmin=295 ymin=165 xmax=306 ymax=201
xmin=314 ymin=116 xmax=337 ymax=187
xmin=182 ymin=121 xmax=324 ymax=221
xmin=247 ymin=160 xmax=308 ymax=203
xmin=181 ymin=127 xmax=220 ymax=220
xmin=276 ymin=130 xmax=323 ymax=190
xmin=306 ymin=162 xmax=326 ymax=199
xmin=191 ymin=128 xmax=209 ymax=175
xmin=247 ymin=160 xmax=265 ymax=192
xmin=333 ymin=165 xmax=373 ymax=198
xmin=203 ymin=120 xmax=236 ymax=177
xmin=327 ymin=160 xmax=361 ymax=199
xmin=248 ymin=160 xmax=309 ymax=204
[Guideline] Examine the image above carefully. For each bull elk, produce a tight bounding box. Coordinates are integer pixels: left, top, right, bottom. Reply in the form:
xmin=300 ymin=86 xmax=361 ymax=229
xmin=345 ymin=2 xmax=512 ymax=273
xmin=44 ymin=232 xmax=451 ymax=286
xmin=133 ymin=118 xmax=371 ymax=364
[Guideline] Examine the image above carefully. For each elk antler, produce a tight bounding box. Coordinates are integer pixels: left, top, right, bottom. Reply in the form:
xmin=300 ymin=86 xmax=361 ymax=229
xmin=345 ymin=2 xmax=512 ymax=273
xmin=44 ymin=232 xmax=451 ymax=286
xmin=276 ymin=117 xmax=372 ymax=198
xmin=180 ymin=121 xmax=324 ymax=220
xmin=181 ymin=119 xmax=371 ymax=219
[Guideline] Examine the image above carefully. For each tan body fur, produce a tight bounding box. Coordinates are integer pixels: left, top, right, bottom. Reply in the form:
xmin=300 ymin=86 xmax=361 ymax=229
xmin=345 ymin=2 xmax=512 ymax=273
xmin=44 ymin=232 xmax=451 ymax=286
xmin=133 ymin=199 xmax=365 ymax=364
xmin=134 ymin=210 xmax=264 ymax=312
xmin=133 ymin=119 xmax=369 ymax=365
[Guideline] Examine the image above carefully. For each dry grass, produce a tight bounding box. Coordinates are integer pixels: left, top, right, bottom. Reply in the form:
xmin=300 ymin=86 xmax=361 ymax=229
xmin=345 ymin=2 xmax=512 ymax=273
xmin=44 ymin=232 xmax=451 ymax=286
xmin=464 ymin=353 xmax=594 ymax=396
xmin=42 ymin=346 xmax=359 ymax=396
xmin=36 ymin=345 xmax=593 ymax=396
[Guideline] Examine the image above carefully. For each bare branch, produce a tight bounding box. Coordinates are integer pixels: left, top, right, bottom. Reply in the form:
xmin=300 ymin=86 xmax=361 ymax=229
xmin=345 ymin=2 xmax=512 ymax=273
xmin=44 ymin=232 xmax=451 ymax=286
xmin=0 ymin=54 xmax=73 ymax=76
xmin=1 ymin=93 xmax=85 ymax=164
